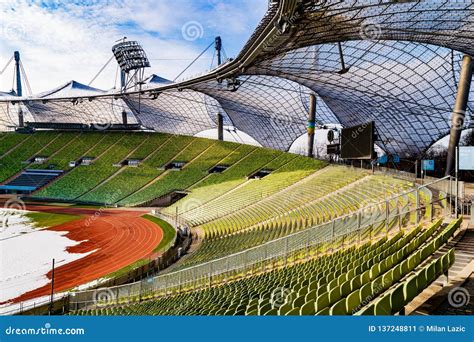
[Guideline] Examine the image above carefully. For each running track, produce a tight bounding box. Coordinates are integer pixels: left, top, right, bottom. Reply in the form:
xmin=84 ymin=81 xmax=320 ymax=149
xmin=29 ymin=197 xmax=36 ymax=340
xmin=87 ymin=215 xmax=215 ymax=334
xmin=1 ymin=204 xmax=163 ymax=304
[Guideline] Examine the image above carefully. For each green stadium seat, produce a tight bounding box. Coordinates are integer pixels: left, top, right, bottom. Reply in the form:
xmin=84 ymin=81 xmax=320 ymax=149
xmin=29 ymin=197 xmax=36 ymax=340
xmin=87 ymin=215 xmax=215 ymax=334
xmin=359 ymin=282 xmax=372 ymax=305
xmin=403 ymin=275 xmax=418 ymax=302
xmin=300 ymin=299 xmax=316 ymax=315
xmin=328 ymin=286 xmax=342 ymax=306
xmin=285 ymin=307 xmax=301 ymax=316
xmin=374 ymin=293 xmax=391 ymax=315
xmin=315 ymin=307 xmax=330 ymax=315
xmin=346 ymin=289 xmax=362 ymax=314
xmin=278 ymin=303 xmax=293 ymax=316
xmin=390 ymin=283 xmax=405 ymax=314
xmin=315 ymin=293 xmax=330 ymax=312
xmin=415 ymin=269 xmax=428 ymax=291
xmin=330 ymin=298 xmax=347 ymax=315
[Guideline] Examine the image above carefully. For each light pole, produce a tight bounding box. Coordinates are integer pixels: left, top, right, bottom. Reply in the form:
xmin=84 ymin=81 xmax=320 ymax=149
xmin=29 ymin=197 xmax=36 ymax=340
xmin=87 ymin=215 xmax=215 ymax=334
xmin=48 ymin=258 xmax=55 ymax=315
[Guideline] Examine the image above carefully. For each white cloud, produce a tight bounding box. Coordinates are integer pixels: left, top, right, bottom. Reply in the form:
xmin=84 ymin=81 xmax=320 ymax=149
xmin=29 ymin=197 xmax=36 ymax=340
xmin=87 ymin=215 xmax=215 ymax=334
xmin=0 ymin=0 xmax=267 ymax=93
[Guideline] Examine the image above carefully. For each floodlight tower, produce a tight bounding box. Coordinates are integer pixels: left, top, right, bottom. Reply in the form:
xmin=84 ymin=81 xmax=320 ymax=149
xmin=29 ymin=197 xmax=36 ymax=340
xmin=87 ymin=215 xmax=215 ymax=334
xmin=215 ymin=36 xmax=224 ymax=141
xmin=13 ymin=51 xmax=25 ymax=127
xmin=14 ymin=51 xmax=22 ymax=97
xmin=112 ymin=40 xmax=150 ymax=92
xmin=215 ymin=36 xmax=222 ymax=66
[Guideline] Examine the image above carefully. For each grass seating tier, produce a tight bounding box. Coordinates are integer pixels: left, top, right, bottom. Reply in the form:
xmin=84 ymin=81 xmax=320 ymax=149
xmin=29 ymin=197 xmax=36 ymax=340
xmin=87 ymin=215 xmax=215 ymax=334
xmin=79 ymin=135 xmax=202 ymax=203
xmin=116 ymin=139 xmax=239 ymax=206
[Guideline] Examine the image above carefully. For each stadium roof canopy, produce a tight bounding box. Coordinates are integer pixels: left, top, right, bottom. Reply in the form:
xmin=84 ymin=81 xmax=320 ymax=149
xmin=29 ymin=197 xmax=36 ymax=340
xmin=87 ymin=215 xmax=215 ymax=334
xmin=34 ymin=81 xmax=106 ymax=99
xmin=1 ymin=0 xmax=473 ymax=158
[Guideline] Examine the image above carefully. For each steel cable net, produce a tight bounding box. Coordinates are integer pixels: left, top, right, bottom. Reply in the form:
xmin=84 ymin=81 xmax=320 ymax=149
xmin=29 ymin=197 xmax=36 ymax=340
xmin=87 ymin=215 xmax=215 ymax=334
xmin=0 ymin=0 xmax=473 ymax=157
xmin=0 ymin=102 xmax=18 ymax=130
xmin=192 ymin=75 xmax=338 ymax=151
xmin=249 ymin=40 xmax=474 ymax=156
xmin=124 ymin=89 xmax=231 ymax=135
xmin=0 ymin=102 xmax=35 ymax=130
xmin=22 ymin=97 xmax=136 ymax=126
xmin=257 ymin=0 xmax=474 ymax=59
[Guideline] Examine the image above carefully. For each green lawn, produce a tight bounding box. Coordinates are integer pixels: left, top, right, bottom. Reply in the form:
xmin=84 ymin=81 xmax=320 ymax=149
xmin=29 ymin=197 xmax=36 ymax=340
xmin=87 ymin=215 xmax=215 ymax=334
xmin=143 ymin=214 xmax=176 ymax=253
xmin=25 ymin=211 xmax=82 ymax=228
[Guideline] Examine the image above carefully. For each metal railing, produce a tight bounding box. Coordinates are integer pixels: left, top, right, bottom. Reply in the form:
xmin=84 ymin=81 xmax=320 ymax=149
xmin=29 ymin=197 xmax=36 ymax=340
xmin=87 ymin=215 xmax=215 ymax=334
xmin=374 ymin=167 xmax=464 ymax=199
xmin=1 ymin=176 xmax=454 ymax=315
xmin=66 ymin=177 xmax=453 ymax=311
xmin=0 ymin=218 xmax=188 ymax=316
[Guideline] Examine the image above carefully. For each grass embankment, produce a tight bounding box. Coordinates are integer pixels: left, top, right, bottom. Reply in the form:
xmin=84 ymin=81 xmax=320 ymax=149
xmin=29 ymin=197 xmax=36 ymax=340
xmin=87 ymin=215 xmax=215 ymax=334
xmin=142 ymin=214 xmax=176 ymax=253
xmin=25 ymin=211 xmax=82 ymax=228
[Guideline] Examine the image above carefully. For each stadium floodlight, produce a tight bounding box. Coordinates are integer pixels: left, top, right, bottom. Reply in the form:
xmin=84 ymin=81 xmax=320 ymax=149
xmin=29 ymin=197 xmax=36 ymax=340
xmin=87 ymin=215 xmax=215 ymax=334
xmin=112 ymin=40 xmax=150 ymax=92
xmin=112 ymin=41 xmax=150 ymax=73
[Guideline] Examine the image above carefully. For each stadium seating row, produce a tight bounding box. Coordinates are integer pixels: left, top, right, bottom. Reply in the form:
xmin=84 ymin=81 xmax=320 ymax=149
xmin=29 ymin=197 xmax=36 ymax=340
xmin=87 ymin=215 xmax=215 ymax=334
xmin=72 ymin=218 xmax=460 ymax=315
xmin=167 ymin=175 xmax=416 ymax=270
xmin=0 ymin=132 xmax=60 ymax=182
xmin=4 ymin=132 xmax=322 ymax=208
xmin=162 ymin=156 xmax=329 ymax=225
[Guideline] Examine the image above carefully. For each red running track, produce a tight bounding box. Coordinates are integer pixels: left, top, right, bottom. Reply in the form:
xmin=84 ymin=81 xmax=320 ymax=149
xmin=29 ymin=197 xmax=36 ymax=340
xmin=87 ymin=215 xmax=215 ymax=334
xmin=2 ymin=204 xmax=163 ymax=304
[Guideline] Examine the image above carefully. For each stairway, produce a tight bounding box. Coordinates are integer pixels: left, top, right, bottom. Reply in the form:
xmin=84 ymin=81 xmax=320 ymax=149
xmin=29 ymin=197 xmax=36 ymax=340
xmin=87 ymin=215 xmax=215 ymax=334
xmin=409 ymin=219 xmax=474 ymax=315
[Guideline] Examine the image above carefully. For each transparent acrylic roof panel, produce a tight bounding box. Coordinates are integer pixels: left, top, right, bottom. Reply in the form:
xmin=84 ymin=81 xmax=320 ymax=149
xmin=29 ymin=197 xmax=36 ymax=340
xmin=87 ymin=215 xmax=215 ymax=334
xmin=192 ymin=75 xmax=339 ymax=151
xmin=124 ymin=89 xmax=231 ymax=135
xmin=24 ymin=97 xmax=136 ymax=125
xmin=249 ymin=40 xmax=473 ymax=156
xmin=257 ymin=1 xmax=474 ymax=60
xmin=0 ymin=102 xmax=17 ymax=130
xmin=0 ymin=0 xmax=473 ymax=157
xmin=0 ymin=102 xmax=36 ymax=130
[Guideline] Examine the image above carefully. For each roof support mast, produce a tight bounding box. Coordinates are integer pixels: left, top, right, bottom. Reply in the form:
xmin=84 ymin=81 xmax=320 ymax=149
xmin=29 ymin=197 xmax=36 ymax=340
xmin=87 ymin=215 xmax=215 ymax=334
xmin=216 ymin=36 xmax=224 ymax=141
xmin=307 ymin=94 xmax=316 ymax=158
xmin=446 ymin=55 xmax=473 ymax=176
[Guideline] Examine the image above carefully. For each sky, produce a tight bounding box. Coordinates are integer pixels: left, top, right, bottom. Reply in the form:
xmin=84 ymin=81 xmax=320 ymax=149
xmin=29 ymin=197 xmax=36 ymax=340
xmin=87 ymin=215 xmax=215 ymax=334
xmin=0 ymin=0 xmax=268 ymax=94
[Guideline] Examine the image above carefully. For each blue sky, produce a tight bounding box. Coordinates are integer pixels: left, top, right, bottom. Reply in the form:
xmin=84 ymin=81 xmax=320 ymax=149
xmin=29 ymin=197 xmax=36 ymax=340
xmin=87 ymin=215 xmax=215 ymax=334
xmin=0 ymin=0 xmax=268 ymax=93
